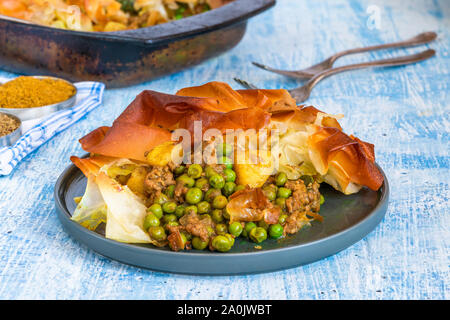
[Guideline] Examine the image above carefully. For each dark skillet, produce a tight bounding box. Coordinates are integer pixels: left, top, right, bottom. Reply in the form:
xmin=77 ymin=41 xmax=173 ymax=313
xmin=0 ymin=0 xmax=275 ymax=88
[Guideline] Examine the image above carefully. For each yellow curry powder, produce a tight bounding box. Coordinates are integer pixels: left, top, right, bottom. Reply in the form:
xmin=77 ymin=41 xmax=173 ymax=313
xmin=0 ymin=113 xmax=20 ymax=137
xmin=0 ymin=76 xmax=76 ymax=109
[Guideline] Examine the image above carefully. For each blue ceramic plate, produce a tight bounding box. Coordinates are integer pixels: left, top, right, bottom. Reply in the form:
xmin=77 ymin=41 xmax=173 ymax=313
xmin=54 ymin=163 xmax=389 ymax=275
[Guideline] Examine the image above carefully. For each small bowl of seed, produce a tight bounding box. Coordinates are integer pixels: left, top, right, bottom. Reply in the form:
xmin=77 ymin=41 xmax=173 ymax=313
xmin=0 ymin=112 xmax=22 ymax=147
xmin=0 ymin=76 xmax=77 ymax=121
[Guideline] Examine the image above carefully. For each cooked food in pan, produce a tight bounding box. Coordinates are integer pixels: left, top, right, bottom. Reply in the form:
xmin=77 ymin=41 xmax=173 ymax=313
xmin=70 ymin=82 xmax=383 ymax=252
xmin=0 ymin=0 xmax=232 ymax=31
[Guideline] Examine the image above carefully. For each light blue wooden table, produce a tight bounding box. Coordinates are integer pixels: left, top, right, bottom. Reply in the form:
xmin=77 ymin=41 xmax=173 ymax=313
xmin=0 ymin=0 xmax=448 ymax=299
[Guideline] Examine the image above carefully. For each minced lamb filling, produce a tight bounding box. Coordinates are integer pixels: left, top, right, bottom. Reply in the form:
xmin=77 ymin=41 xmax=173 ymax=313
xmin=105 ymin=157 xmax=324 ymax=252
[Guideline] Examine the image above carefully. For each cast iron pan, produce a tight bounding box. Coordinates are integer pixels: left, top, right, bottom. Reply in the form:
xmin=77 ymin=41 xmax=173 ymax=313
xmin=0 ymin=0 xmax=276 ymax=87
xmin=54 ymin=162 xmax=389 ymax=275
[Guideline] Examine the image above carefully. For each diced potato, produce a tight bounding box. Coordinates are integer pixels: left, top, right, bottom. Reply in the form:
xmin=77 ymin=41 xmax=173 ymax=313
xmin=145 ymin=142 xmax=175 ymax=166
xmin=103 ymin=21 xmax=127 ymax=32
xmin=116 ymin=175 xmax=130 ymax=185
xmin=235 ymin=150 xmax=274 ymax=188
xmin=51 ymin=20 xmax=67 ymax=29
xmin=106 ymin=165 xmax=135 ymax=178
xmin=126 ymin=166 xmax=148 ymax=196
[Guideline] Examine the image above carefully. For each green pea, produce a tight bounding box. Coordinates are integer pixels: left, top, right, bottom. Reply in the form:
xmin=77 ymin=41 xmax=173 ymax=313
xmin=147 ymin=203 xmax=163 ymax=219
xmin=235 ymin=184 xmax=245 ymax=192
xmin=212 ymin=195 xmax=228 ymax=209
xmin=209 ymin=174 xmax=225 ymax=189
xmin=200 ymin=214 xmax=211 ymax=221
xmin=275 ymin=197 xmax=286 ymax=210
xmin=175 ymin=205 xmax=186 ymax=218
xmin=143 ymin=213 xmax=160 ymax=230
xmin=222 ymin=182 xmax=236 ymax=197
xmin=249 ymin=227 xmax=267 ymax=243
xmin=162 ymin=201 xmax=177 ymax=214
xmin=164 ymin=185 xmax=175 ymax=198
xmin=300 ymin=175 xmax=314 ymax=186
xmin=223 ymin=169 xmax=236 ymax=182
xmin=258 ymin=220 xmax=270 ymax=230
xmin=242 ymin=222 xmax=257 ymax=237
xmin=201 ymin=213 xmax=212 ymax=222
xmin=185 ymin=187 xmax=203 ymax=204
xmin=217 ymin=143 xmax=233 ymax=157
xmin=269 ymin=224 xmax=283 ymax=239
xmin=262 ymin=186 xmax=277 ymax=201
xmin=225 ymin=233 xmax=235 ymax=247
xmin=219 ymin=156 xmax=233 ymax=169
xmin=164 ymin=221 xmax=179 ymax=231
xmin=148 ymin=226 xmax=166 ymax=241
xmin=277 ymin=187 xmax=292 ymax=199
xmin=215 ymin=223 xmax=228 ymax=235
xmin=278 ymin=214 xmax=288 ymax=225
xmin=177 ymin=174 xmax=195 ymax=188
xmin=320 ymin=194 xmax=325 ymax=205
xmin=275 ymin=172 xmax=288 ymax=187
xmin=228 ymin=222 xmax=243 ymax=237
xmin=206 ymin=226 xmax=215 ymax=237
xmin=187 ymin=164 xmax=203 ymax=179
xmin=211 ymin=209 xmax=224 ymax=223
xmin=169 ymin=232 xmax=187 ymax=251
xmin=185 ymin=205 xmax=198 ymax=215
xmin=173 ymin=165 xmax=185 ymax=176
xmin=205 ymin=166 xmax=217 ymax=179
xmin=154 ymin=193 xmax=169 ymax=205
xmin=222 ymin=207 xmax=230 ymax=220
xmin=163 ymin=214 xmax=177 ymax=223
xmin=205 ymin=188 xmax=222 ymax=202
xmin=180 ymin=233 xmax=187 ymax=247
xmin=192 ymin=237 xmax=208 ymax=250
xmin=197 ymin=201 xmax=211 ymax=214
xmin=195 ymin=177 xmax=209 ymax=190
xmin=212 ymin=235 xmax=232 ymax=252
xmin=182 ymin=232 xmax=192 ymax=241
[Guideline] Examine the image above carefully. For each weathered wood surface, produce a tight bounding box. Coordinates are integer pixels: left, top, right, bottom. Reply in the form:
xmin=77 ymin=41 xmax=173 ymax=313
xmin=0 ymin=0 xmax=448 ymax=299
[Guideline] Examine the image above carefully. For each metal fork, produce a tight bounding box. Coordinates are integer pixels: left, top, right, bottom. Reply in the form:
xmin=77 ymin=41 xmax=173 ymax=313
xmin=252 ymin=31 xmax=437 ymax=79
xmin=234 ymin=49 xmax=435 ymax=103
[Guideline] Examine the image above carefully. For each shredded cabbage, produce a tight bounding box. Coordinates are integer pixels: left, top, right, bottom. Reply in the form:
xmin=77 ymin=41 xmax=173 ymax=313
xmin=72 ymin=161 xmax=153 ymax=243
xmin=71 ymin=176 xmax=107 ymax=231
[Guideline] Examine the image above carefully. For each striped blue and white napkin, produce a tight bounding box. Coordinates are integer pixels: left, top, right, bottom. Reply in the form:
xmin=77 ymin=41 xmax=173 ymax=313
xmin=0 ymin=81 xmax=105 ymax=176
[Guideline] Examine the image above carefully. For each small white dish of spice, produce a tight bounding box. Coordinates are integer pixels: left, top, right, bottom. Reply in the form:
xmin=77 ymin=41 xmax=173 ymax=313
xmin=0 ymin=76 xmax=77 ymax=121
xmin=0 ymin=112 xmax=22 ymax=147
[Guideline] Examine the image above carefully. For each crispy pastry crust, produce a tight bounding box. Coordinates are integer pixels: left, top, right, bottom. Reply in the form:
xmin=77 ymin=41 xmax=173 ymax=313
xmin=73 ymin=81 xmax=383 ymax=191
